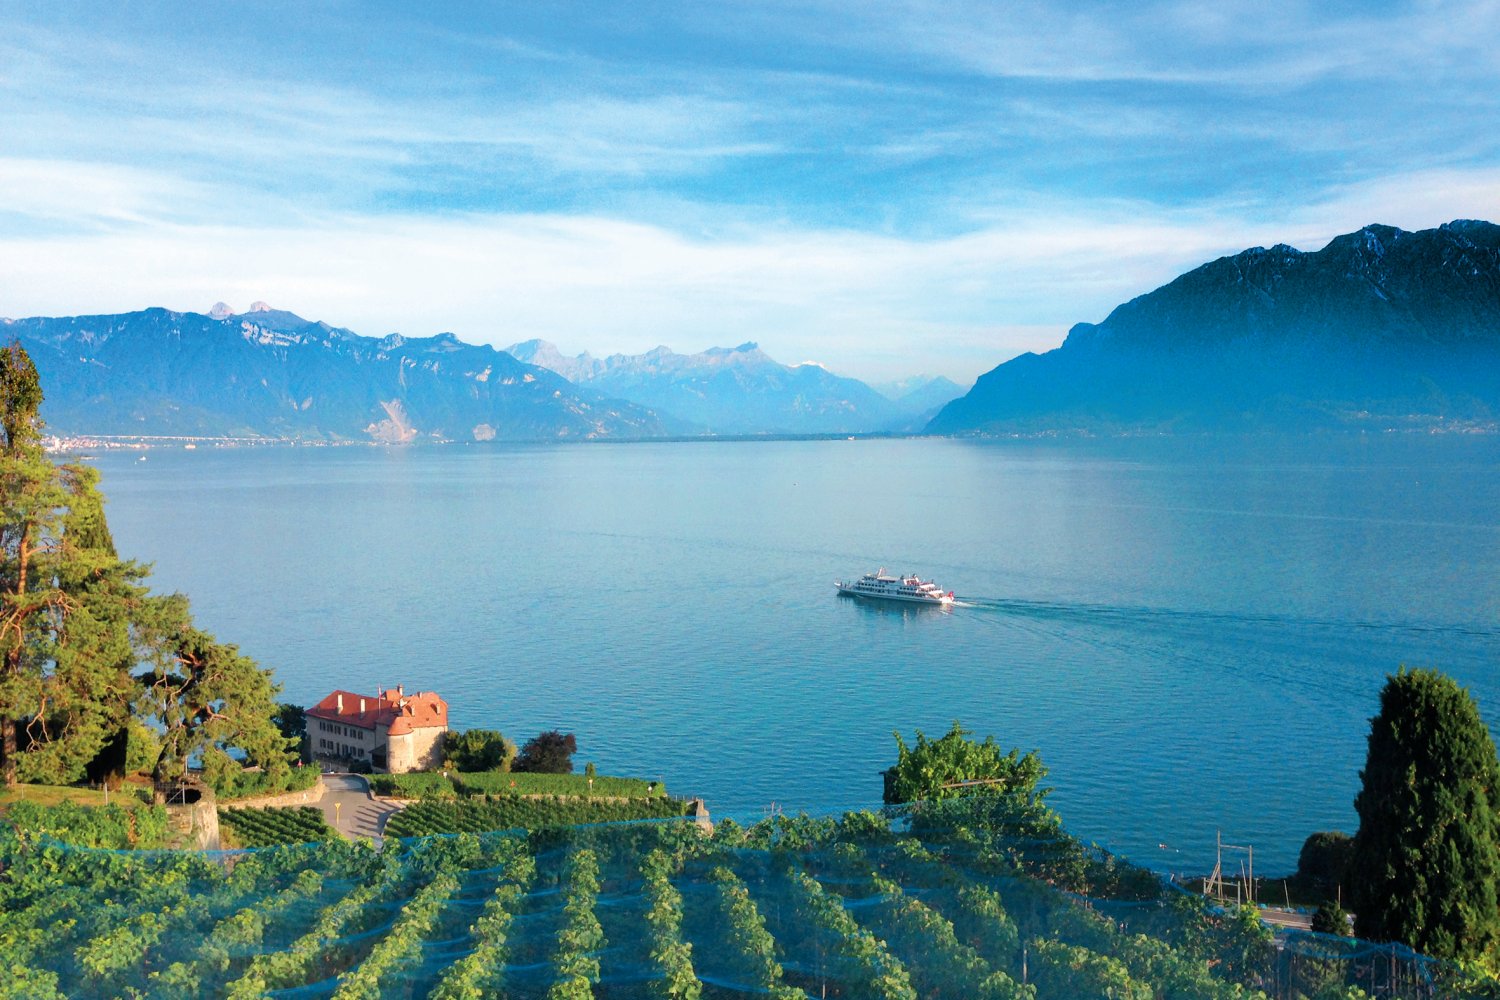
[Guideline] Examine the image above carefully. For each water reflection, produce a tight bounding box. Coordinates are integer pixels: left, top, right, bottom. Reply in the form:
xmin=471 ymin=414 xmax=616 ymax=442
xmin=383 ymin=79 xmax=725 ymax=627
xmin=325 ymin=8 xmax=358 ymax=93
xmin=836 ymin=592 xmax=954 ymax=619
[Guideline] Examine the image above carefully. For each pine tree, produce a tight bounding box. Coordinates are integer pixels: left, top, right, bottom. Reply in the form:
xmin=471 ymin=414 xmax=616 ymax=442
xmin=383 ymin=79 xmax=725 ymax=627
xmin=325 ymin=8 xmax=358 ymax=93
xmin=0 ymin=340 xmax=294 ymax=793
xmin=136 ymin=619 xmax=294 ymax=799
xmin=1348 ymin=668 xmax=1500 ymax=962
xmin=0 ymin=342 xmax=168 ymax=786
xmin=17 ymin=464 xmax=153 ymax=783
xmin=0 ymin=341 xmax=67 ymax=786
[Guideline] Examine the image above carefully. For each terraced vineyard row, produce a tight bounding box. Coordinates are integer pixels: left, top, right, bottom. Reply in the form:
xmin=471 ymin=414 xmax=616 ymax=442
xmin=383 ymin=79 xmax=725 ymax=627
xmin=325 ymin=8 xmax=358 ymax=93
xmin=220 ymin=806 xmax=338 ymax=847
xmin=0 ymin=802 xmax=1472 ymax=998
xmin=383 ymin=793 xmax=690 ymax=836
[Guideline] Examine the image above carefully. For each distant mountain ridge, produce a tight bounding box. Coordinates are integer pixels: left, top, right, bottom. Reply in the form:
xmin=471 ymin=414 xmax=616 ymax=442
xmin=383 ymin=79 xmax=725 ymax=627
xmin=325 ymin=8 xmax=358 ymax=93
xmin=5 ymin=303 xmax=674 ymax=441
xmin=929 ymin=220 xmax=1500 ymax=434
xmin=506 ymin=339 xmax=952 ymax=434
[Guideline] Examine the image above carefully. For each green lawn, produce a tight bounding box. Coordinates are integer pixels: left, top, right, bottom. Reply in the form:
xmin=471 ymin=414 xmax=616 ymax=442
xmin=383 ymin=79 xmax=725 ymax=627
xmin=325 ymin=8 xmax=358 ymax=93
xmin=0 ymin=782 xmax=152 ymax=809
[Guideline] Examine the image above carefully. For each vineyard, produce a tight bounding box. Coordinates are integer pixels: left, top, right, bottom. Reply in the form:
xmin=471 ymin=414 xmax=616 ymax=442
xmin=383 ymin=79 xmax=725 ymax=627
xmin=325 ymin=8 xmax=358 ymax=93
xmin=220 ymin=806 xmax=338 ymax=847
xmin=369 ymin=771 xmax=668 ymax=800
xmin=0 ymin=798 xmax=1482 ymax=999
xmin=456 ymin=771 xmax=665 ymax=799
xmin=382 ymin=794 xmax=690 ymax=837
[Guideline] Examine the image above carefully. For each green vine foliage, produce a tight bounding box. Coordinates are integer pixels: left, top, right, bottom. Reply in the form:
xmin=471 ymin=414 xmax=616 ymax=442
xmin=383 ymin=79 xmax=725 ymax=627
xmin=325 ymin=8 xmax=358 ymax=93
xmin=546 ymin=848 xmax=605 ymax=1000
xmin=886 ymin=721 xmax=1050 ymax=806
xmin=790 ymin=868 xmax=917 ymax=1000
xmin=640 ymin=849 xmax=701 ymax=1000
xmin=708 ymin=865 xmax=795 ymax=993
xmin=2 ymin=798 xmax=1482 ymax=998
xmin=427 ymin=838 xmax=536 ymax=1000
xmin=384 ymin=794 xmax=688 ymax=837
xmin=331 ymin=872 xmax=458 ymax=1000
xmin=219 ymin=805 xmax=335 ymax=847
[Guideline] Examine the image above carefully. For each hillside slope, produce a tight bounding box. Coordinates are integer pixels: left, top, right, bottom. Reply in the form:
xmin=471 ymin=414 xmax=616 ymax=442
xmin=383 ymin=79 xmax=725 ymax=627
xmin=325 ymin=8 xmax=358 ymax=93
xmin=930 ymin=220 xmax=1500 ymax=434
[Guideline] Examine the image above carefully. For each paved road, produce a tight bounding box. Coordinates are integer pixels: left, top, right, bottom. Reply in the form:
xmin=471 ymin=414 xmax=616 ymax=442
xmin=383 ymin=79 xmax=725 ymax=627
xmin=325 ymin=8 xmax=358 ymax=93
xmin=316 ymin=774 xmax=404 ymax=843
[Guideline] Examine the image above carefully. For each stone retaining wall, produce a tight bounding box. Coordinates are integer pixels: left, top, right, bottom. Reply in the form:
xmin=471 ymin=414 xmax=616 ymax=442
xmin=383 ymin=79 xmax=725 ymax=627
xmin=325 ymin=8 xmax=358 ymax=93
xmin=219 ymin=776 xmax=327 ymax=810
xmin=167 ymin=796 xmax=221 ymax=851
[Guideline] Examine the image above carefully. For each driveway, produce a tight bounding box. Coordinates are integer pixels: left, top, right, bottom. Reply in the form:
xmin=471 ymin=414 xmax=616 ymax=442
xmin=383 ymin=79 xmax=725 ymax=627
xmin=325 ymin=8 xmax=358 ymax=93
xmin=317 ymin=773 xmax=404 ymax=843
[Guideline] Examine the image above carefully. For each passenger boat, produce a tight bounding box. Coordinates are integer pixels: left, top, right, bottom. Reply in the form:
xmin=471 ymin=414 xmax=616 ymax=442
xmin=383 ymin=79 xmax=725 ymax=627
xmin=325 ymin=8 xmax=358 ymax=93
xmin=835 ymin=569 xmax=954 ymax=605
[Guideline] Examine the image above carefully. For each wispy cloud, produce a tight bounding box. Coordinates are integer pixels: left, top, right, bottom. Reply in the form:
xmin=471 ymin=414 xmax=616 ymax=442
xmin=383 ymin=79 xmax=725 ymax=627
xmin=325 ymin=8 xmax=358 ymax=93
xmin=824 ymin=0 xmax=1500 ymax=89
xmin=5 ymin=159 xmax=1492 ymax=381
xmin=0 ymin=4 xmax=1497 ymax=381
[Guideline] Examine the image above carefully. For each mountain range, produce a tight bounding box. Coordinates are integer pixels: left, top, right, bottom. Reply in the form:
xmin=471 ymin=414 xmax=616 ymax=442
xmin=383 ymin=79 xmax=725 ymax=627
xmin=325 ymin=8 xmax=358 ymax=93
xmin=4 ymin=303 xmax=674 ymax=442
xmin=506 ymin=340 xmax=961 ymax=435
xmin=2 ymin=304 xmax=963 ymax=441
xmin=930 ymin=219 xmax=1500 ymax=434
xmin=8 ymin=219 xmax=1494 ymax=442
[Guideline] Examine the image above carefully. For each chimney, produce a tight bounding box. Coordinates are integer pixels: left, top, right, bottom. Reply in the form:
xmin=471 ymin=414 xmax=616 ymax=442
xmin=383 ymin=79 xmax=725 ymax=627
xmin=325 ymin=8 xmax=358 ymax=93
xmin=336 ymin=693 xmax=344 ymax=713
xmin=360 ymin=698 xmax=366 ymax=713
xmin=397 ymin=684 xmax=404 ymax=696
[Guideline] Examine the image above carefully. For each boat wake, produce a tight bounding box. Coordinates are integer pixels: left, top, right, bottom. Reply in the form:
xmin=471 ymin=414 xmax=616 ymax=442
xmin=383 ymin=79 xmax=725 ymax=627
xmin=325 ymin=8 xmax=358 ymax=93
xmin=949 ymin=595 xmax=1499 ymax=641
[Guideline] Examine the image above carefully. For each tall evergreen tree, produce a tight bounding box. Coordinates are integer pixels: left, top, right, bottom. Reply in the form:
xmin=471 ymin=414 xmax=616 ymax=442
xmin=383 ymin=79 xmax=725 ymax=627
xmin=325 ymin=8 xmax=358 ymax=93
xmin=0 ymin=341 xmax=67 ymax=786
xmin=0 ymin=343 xmax=166 ymax=785
xmin=0 ymin=339 xmax=295 ymax=793
xmin=22 ymin=464 xmax=157 ymax=784
xmin=1348 ymin=668 xmax=1500 ymax=962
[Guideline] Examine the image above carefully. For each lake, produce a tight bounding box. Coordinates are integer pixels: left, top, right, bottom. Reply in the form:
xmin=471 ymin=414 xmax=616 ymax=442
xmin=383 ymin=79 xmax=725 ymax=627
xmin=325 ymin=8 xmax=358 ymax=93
xmin=89 ymin=435 xmax=1500 ymax=875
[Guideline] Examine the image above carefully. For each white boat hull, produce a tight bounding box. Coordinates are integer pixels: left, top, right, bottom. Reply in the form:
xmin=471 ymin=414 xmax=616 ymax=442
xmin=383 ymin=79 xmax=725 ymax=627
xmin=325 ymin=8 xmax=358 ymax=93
xmin=836 ymin=583 xmax=952 ymax=605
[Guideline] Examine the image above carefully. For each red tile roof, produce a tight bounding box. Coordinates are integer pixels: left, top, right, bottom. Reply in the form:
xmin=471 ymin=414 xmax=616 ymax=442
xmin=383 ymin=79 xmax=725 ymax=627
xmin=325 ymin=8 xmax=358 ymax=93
xmin=307 ymin=687 xmax=448 ymax=736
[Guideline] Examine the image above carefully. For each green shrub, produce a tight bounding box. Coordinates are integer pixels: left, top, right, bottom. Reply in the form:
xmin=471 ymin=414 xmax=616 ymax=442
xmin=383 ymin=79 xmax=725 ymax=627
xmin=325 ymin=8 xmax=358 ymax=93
xmin=209 ymin=762 xmax=320 ymax=801
xmin=1297 ymin=831 xmax=1353 ymax=890
xmin=514 ymin=730 xmax=576 ymax=774
xmin=369 ymin=772 xmax=458 ymax=799
xmin=443 ymin=729 xmax=515 ymax=772
xmin=2 ymin=801 xmax=173 ymax=849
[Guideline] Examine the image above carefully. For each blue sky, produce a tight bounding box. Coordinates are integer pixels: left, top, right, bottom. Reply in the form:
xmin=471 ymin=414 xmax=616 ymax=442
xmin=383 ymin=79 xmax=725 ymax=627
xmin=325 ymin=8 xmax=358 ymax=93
xmin=1 ymin=2 xmax=1497 ymax=382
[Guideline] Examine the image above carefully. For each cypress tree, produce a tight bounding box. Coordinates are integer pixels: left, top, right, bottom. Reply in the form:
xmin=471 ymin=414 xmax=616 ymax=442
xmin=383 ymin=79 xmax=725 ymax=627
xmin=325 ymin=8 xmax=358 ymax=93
xmin=1348 ymin=667 xmax=1500 ymax=962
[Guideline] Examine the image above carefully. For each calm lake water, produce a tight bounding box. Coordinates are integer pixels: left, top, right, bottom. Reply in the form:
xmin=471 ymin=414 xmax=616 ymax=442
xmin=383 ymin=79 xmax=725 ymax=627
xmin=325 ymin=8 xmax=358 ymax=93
xmin=89 ymin=436 xmax=1500 ymax=874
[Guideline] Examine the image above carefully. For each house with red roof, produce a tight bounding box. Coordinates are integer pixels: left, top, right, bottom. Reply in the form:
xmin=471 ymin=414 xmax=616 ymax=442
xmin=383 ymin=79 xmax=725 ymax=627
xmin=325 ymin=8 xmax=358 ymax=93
xmin=306 ymin=685 xmax=449 ymax=773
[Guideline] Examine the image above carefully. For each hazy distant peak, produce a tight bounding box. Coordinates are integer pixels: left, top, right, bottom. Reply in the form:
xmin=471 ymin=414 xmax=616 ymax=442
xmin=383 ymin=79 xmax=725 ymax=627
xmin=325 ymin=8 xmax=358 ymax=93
xmin=504 ymin=338 xmax=602 ymax=382
xmin=247 ymin=301 xmax=273 ymax=313
xmin=703 ymin=341 xmax=758 ymax=354
xmin=872 ymin=374 xmax=967 ymax=409
xmin=208 ymin=301 xmax=234 ymax=319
